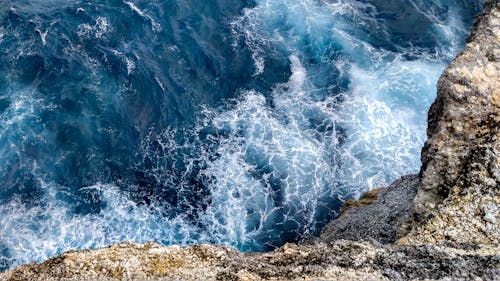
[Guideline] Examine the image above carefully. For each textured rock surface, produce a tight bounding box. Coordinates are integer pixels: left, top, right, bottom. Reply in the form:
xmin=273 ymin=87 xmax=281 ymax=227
xmin=405 ymin=0 xmax=500 ymax=244
xmin=1 ymin=1 xmax=500 ymax=280
xmin=0 ymin=241 xmax=498 ymax=281
xmin=320 ymin=175 xmax=419 ymax=244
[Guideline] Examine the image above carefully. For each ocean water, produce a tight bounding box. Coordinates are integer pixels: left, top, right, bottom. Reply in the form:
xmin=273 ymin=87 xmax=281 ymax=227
xmin=0 ymin=0 xmax=483 ymax=270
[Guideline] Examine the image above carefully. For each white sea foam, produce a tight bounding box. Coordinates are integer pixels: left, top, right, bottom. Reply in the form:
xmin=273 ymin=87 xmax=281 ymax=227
xmin=155 ymin=76 xmax=166 ymax=92
xmin=124 ymin=1 xmax=145 ymax=17
xmin=334 ymin=58 xmax=444 ymax=190
xmin=124 ymin=57 xmax=136 ymax=75
xmin=124 ymin=1 xmax=162 ymax=32
xmin=182 ymin=55 xmax=340 ymax=247
xmin=228 ymin=0 xmax=472 ymax=194
xmin=0 ymin=181 xmax=209 ymax=268
xmin=77 ymin=16 xmax=110 ymax=39
xmin=144 ymin=0 xmax=469 ymax=249
xmin=0 ymin=0 xmax=480 ymax=270
xmin=35 ymin=29 xmax=48 ymax=45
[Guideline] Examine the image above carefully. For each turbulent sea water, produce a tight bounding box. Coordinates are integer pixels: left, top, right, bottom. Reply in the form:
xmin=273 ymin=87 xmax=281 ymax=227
xmin=0 ymin=0 xmax=484 ymax=270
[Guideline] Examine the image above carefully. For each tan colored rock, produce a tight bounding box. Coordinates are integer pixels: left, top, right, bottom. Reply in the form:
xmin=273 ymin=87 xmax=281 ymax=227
xmin=404 ymin=0 xmax=500 ymax=245
xmin=0 ymin=240 xmax=498 ymax=281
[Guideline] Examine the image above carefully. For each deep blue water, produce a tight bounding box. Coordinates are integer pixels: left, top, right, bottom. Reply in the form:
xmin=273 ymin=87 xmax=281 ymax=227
xmin=0 ymin=0 xmax=483 ymax=271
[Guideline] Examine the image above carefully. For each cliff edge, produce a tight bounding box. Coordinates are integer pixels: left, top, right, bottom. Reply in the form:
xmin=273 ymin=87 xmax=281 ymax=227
xmin=0 ymin=1 xmax=499 ymax=280
xmin=403 ymin=0 xmax=500 ymax=244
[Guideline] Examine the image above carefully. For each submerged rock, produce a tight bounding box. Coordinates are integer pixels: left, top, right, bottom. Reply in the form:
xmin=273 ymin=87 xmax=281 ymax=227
xmin=1 ymin=1 xmax=499 ymax=280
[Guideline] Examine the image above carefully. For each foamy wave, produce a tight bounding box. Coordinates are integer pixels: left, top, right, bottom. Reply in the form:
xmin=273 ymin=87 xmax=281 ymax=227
xmin=124 ymin=1 xmax=162 ymax=32
xmin=0 ymin=180 xmax=210 ymax=268
xmin=228 ymin=0 xmax=476 ymax=194
xmin=0 ymin=0 xmax=483 ymax=270
xmin=77 ymin=16 xmax=110 ymax=39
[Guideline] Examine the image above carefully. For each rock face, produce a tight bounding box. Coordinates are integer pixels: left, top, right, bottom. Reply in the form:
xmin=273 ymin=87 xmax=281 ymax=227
xmin=320 ymin=175 xmax=419 ymax=244
xmin=405 ymin=0 xmax=500 ymax=244
xmin=1 ymin=1 xmax=499 ymax=281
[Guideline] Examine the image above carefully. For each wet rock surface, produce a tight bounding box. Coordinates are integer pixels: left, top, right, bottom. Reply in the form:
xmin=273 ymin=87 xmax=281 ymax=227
xmin=1 ymin=1 xmax=499 ymax=280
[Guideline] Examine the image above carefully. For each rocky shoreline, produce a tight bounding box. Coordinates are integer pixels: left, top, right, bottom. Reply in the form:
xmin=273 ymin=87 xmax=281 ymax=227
xmin=0 ymin=239 xmax=498 ymax=281
xmin=1 ymin=1 xmax=499 ymax=280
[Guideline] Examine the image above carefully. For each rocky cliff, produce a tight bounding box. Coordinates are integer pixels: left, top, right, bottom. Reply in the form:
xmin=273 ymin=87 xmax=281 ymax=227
xmin=403 ymin=0 xmax=500 ymax=244
xmin=0 ymin=1 xmax=499 ymax=280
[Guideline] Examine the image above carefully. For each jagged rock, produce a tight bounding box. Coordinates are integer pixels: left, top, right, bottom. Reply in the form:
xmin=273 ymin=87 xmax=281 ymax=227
xmin=320 ymin=175 xmax=419 ymax=244
xmin=0 ymin=241 xmax=498 ymax=281
xmin=403 ymin=0 xmax=500 ymax=244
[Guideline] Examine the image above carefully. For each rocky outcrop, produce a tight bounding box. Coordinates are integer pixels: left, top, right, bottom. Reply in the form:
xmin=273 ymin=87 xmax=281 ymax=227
xmin=403 ymin=0 xmax=500 ymax=244
xmin=320 ymin=175 xmax=419 ymax=244
xmin=0 ymin=241 xmax=498 ymax=281
xmin=0 ymin=1 xmax=499 ymax=280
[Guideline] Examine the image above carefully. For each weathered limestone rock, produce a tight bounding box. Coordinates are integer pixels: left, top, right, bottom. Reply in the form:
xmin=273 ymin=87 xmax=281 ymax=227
xmin=403 ymin=0 xmax=500 ymax=244
xmin=0 ymin=241 xmax=498 ymax=281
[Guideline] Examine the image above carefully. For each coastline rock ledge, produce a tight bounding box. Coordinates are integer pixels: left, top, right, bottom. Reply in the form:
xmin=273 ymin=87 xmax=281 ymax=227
xmin=1 ymin=1 xmax=499 ymax=280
